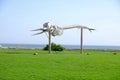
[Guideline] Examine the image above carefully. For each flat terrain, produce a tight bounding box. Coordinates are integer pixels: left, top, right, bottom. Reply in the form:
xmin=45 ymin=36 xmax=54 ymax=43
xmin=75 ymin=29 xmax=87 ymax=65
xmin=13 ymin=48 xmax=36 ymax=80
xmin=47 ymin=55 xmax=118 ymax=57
xmin=0 ymin=49 xmax=120 ymax=80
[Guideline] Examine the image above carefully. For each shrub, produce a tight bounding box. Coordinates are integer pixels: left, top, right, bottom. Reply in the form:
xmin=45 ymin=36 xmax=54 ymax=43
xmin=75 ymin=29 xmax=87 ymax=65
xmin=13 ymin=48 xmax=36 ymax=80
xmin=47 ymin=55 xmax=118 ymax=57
xmin=43 ymin=43 xmax=65 ymax=51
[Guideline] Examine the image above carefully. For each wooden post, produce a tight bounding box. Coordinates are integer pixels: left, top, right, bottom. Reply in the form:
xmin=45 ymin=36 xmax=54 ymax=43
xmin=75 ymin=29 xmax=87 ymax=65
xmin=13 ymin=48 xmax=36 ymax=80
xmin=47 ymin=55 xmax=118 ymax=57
xmin=48 ymin=31 xmax=51 ymax=54
xmin=80 ymin=28 xmax=83 ymax=54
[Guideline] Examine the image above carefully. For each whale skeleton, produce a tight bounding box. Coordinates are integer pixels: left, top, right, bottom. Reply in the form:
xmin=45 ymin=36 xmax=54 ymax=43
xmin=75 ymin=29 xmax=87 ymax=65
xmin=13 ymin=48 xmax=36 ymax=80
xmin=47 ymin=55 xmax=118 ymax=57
xmin=32 ymin=22 xmax=95 ymax=54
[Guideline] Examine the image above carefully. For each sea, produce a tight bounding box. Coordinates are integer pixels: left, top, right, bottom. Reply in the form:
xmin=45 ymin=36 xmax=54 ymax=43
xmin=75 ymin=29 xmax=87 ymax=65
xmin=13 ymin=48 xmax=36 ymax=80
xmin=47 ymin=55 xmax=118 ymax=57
xmin=0 ymin=43 xmax=120 ymax=50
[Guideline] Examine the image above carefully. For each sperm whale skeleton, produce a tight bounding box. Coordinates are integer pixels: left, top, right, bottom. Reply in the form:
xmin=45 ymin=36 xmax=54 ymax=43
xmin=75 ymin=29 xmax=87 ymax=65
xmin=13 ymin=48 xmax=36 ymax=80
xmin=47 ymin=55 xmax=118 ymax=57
xmin=32 ymin=22 xmax=95 ymax=54
xmin=33 ymin=22 xmax=94 ymax=36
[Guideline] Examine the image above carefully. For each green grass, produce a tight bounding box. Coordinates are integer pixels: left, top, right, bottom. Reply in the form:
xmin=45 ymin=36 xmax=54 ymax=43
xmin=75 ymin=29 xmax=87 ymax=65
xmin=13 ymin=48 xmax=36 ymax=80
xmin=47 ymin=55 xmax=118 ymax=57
xmin=0 ymin=49 xmax=120 ymax=80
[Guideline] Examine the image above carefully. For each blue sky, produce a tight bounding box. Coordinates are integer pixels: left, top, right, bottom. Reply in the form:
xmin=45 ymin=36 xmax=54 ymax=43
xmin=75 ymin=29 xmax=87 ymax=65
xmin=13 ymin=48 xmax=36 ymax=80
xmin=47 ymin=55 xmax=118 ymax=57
xmin=0 ymin=0 xmax=120 ymax=45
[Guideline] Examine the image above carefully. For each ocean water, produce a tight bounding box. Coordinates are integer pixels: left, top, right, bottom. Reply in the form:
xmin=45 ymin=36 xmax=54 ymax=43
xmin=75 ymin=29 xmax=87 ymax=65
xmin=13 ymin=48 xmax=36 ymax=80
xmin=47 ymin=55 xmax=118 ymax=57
xmin=64 ymin=45 xmax=120 ymax=50
xmin=0 ymin=43 xmax=120 ymax=50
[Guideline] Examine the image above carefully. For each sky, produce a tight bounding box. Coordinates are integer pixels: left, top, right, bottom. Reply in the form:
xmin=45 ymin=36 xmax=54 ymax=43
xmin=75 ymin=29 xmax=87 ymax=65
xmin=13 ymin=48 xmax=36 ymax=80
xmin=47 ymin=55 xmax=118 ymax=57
xmin=0 ymin=0 xmax=120 ymax=46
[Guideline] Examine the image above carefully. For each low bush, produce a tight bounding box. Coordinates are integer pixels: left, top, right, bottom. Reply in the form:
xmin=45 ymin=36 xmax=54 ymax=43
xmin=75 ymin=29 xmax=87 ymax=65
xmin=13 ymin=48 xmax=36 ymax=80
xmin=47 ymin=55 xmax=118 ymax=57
xmin=43 ymin=43 xmax=65 ymax=51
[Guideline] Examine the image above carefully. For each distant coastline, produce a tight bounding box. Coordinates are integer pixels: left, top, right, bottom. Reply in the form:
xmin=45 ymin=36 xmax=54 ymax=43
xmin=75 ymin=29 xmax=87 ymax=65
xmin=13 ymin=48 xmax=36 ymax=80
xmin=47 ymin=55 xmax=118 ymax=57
xmin=0 ymin=43 xmax=120 ymax=51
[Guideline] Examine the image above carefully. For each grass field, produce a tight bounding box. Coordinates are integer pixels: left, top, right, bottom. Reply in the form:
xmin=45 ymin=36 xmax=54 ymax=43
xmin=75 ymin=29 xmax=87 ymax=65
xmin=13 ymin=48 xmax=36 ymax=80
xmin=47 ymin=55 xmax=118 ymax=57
xmin=0 ymin=49 xmax=120 ymax=80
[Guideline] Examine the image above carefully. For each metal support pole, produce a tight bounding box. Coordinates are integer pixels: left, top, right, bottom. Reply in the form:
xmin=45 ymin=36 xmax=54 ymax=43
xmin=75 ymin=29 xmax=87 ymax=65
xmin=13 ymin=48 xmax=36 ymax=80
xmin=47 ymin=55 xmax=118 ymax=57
xmin=48 ymin=31 xmax=51 ymax=54
xmin=80 ymin=28 xmax=83 ymax=54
